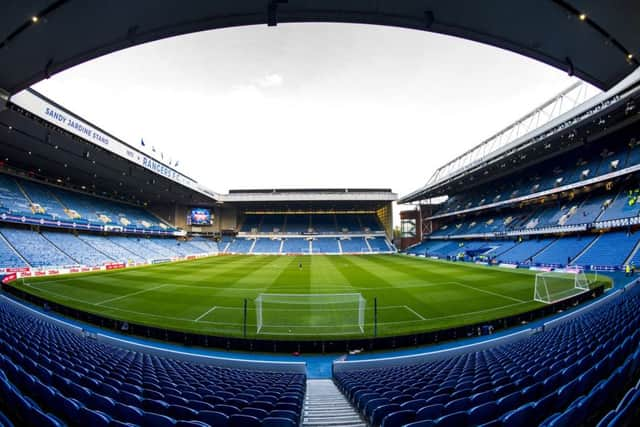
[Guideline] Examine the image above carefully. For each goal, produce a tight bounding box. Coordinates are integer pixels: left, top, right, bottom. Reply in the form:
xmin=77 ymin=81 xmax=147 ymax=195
xmin=255 ymin=293 xmax=366 ymax=335
xmin=533 ymin=271 xmax=590 ymax=304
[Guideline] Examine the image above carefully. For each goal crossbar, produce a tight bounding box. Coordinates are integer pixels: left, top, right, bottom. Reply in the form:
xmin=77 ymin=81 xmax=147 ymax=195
xmin=534 ymin=271 xmax=590 ymax=304
xmin=255 ymin=293 xmax=366 ymax=334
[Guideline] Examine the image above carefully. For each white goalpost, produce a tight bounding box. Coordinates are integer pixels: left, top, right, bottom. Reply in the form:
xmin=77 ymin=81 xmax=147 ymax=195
xmin=533 ymin=271 xmax=591 ymax=304
xmin=255 ymin=293 xmax=366 ymax=335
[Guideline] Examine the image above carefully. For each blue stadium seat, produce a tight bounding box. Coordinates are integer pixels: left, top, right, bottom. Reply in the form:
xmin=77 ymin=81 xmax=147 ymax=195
xmin=261 ymin=417 xmax=297 ymax=427
xmin=228 ymin=413 xmax=261 ymax=427
xmin=381 ymin=409 xmax=416 ymax=427
xmin=196 ymin=410 xmax=229 ymax=426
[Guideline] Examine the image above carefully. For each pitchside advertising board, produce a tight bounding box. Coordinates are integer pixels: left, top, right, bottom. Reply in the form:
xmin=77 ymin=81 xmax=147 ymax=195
xmin=9 ymin=90 xmax=217 ymax=200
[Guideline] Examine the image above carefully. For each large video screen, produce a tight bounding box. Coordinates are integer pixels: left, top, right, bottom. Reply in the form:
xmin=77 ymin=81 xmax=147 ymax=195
xmin=188 ymin=208 xmax=213 ymax=225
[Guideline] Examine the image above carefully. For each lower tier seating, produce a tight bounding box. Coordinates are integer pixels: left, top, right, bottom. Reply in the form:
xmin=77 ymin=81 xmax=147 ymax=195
xmin=0 ymin=298 xmax=305 ymax=427
xmin=335 ymin=285 xmax=640 ymax=427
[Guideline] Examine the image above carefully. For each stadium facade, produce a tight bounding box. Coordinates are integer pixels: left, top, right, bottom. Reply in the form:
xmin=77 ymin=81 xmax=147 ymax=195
xmin=401 ymin=68 xmax=640 ymax=273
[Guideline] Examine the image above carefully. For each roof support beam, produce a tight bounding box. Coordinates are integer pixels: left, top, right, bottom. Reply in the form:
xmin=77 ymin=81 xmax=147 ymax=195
xmin=0 ymin=88 xmax=9 ymax=112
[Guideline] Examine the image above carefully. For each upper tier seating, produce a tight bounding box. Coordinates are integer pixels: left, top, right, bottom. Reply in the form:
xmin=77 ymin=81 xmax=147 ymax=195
xmin=261 ymin=215 xmax=285 ymax=233
xmin=336 ymin=215 xmax=363 ymax=233
xmin=434 ymin=134 xmax=640 ymax=217
xmin=0 ymin=175 xmax=30 ymax=215
xmin=311 ymin=214 xmax=337 ymax=233
xmin=0 ymin=173 xmax=174 ymax=232
xmin=241 ymin=215 xmax=262 ymax=232
xmin=18 ymin=180 xmax=68 ymax=220
xmin=335 ymin=284 xmax=640 ymax=427
xmin=284 ymin=215 xmax=310 ymax=233
xmin=0 ymin=297 xmax=305 ymax=427
xmin=598 ymin=187 xmax=640 ymax=222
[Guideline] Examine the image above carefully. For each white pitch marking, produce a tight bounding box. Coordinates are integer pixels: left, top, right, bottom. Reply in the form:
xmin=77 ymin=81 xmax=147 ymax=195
xmin=451 ymin=281 xmax=526 ymax=303
xmin=404 ymin=305 xmax=426 ymax=320
xmin=96 ymin=284 xmax=170 ymax=305
xmin=194 ymin=305 xmax=217 ymax=322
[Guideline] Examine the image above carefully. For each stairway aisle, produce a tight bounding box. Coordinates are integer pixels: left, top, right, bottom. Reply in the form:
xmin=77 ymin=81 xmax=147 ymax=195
xmin=303 ymin=379 xmax=366 ymax=427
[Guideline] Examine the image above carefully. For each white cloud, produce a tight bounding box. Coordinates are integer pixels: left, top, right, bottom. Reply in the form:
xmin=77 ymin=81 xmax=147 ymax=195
xmin=256 ymin=73 xmax=284 ymax=88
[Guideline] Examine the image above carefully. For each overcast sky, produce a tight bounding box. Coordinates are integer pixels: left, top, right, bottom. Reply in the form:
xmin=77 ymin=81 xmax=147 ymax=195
xmin=32 ymin=23 xmax=582 ymax=198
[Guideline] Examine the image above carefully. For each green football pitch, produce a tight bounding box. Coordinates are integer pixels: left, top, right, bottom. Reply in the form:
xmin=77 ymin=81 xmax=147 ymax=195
xmin=9 ymin=255 xmax=608 ymax=340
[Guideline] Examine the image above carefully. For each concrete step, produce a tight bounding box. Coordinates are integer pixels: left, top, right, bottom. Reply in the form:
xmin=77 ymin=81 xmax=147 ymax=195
xmin=302 ymin=379 xmax=366 ymax=427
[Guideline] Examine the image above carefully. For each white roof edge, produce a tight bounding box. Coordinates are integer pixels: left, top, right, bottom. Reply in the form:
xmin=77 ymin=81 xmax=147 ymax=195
xmin=402 ymin=67 xmax=640 ymax=202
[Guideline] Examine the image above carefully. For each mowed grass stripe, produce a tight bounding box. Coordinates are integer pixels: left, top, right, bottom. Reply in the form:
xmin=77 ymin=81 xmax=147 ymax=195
xmin=365 ymin=255 xmax=532 ymax=304
xmin=11 ymin=255 xmax=601 ymax=340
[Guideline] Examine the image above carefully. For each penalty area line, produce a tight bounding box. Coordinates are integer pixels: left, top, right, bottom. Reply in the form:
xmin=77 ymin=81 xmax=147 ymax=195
xmin=194 ymin=305 xmax=217 ymax=322
xmin=404 ymin=305 xmax=426 ymax=320
xmin=96 ymin=284 xmax=171 ymax=305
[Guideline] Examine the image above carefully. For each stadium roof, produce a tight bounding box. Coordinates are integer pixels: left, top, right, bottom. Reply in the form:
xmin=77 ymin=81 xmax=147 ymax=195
xmin=0 ymin=1 xmax=639 ymax=100
xmin=0 ymin=89 xmax=218 ymax=207
xmin=222 ymin=188 xmax=396 ymax=204
xmin=400 ymin=67 xmax=640 ymax=204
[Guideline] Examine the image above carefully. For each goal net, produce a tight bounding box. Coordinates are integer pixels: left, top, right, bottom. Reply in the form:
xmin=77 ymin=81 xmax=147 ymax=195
xmin=255 ymin=293 xmax=366 ymax=335
xmin=534 ymin=271 xmax=590 ymax=304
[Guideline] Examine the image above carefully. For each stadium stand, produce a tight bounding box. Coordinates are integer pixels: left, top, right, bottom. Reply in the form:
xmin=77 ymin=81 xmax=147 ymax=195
xmin=226 ymin=238 xmax=254 ymax=254
xmin=41 ymin=231 xmax=114 ymax=267
xmin=252 ymin=238 xmax=283 ymax=254
xmin=0 ymin=235 xmax=28 ymax=270
xmin=532 ymin=235 xmax=596 ymax=266
xmin=368 ymin=237 xmax=394 ymax=253
xmin=261 ymin=215 xmax=285 ymax=233
xmin=187 ymin=237 xmax=219 ymax=254
xmin=572 ymin=231 xmax=639 ymax=269
xmin=312 ymin=238 xmax=340 ymax=254
xmin=432 ymin=135 xmax=640 ymax=217
xmin=78 ymin=235 xmax=143 ymax=264
xmin=1 ymin=228 xmax=76 ymax=268
xmin=0 ymin=297 xmax=305 ymax=427
xmin=285 ymin=215 xmax=310 ymax=233
xmin=340 ymin=237 xmax=370 ymax=253
xmin=311 ymin=214 xmax=337 ymax=233
xmin=496 ymin=239 xmax=555 ymax=265
xmin=0 ymin=229 xmax=226 ymax=269
xmin=0 ymin=173 xmax=174 ymax=232
xmin=282 ymin=239 xmax=310 ymax=254
xmin=334 ymin=284 xmax=640 ymax=427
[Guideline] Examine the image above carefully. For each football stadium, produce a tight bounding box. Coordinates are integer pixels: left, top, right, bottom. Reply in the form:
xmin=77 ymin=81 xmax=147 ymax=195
xmin=1 ymin=2 xmax=640 ymax=427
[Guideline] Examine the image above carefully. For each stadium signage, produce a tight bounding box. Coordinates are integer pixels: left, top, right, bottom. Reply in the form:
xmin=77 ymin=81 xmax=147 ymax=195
xmin=9 ymin=90 xmax=216 ymax=200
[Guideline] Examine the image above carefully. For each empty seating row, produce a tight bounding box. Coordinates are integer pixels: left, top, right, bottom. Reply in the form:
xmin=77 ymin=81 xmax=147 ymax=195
xmin=0 ymin=228 xmax=219 ymax=269
xmin=240 ymin=213 xmax=384 ymax=233
xmin=334 ymin=284 xmax=640 ymax=427
xmin=0 ymin=173 xmax=174 ymax=232
xmin=435 ymin=136 xmax=640 ymax=217
xmin=0 ymin=298 xmax=305 ymax=427
xmin=224 ymin=237 xmax=394 ymax=254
